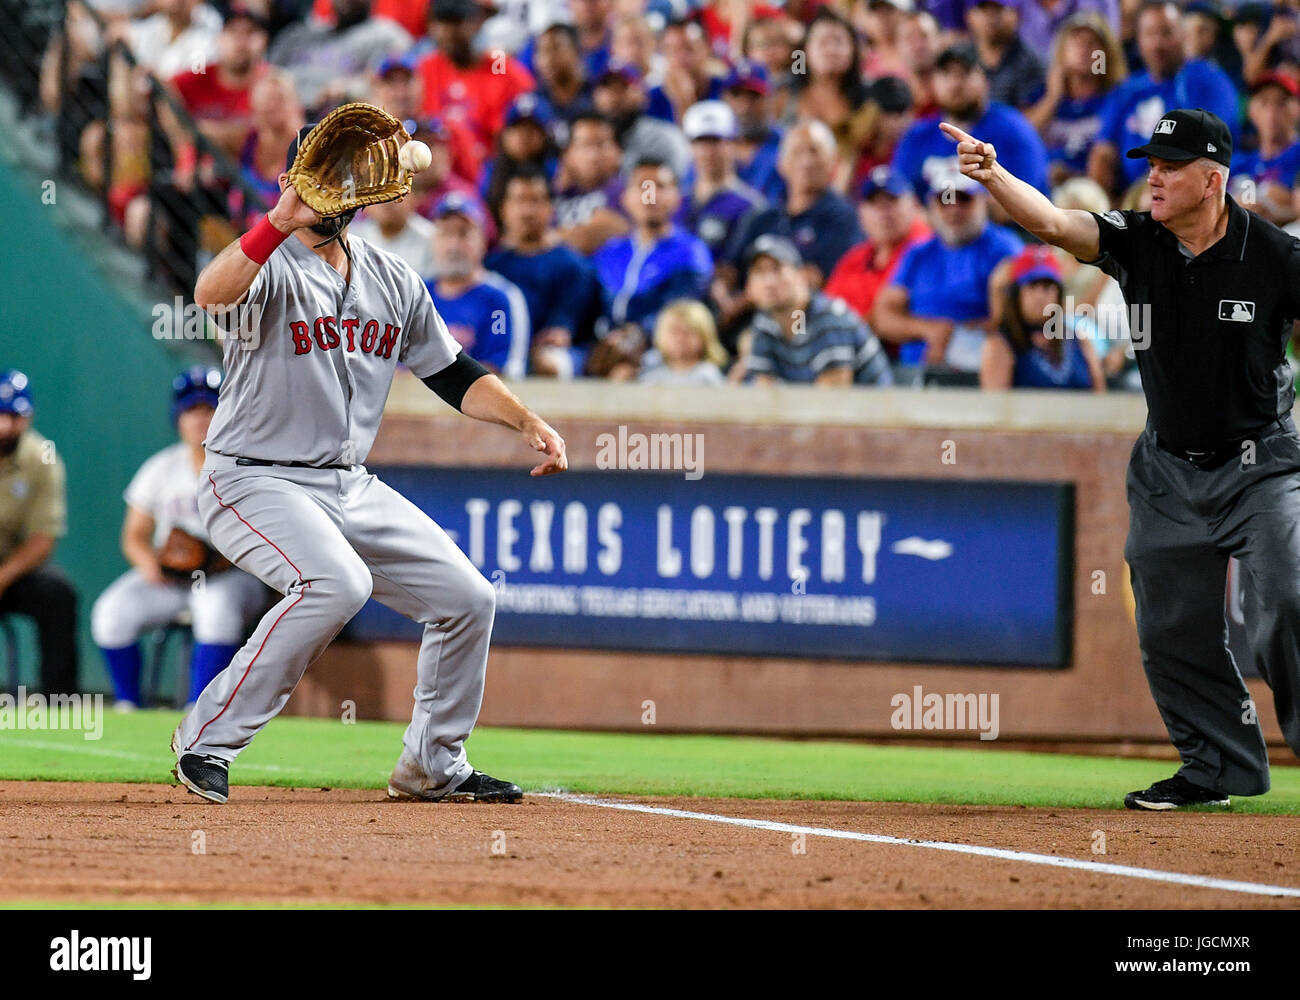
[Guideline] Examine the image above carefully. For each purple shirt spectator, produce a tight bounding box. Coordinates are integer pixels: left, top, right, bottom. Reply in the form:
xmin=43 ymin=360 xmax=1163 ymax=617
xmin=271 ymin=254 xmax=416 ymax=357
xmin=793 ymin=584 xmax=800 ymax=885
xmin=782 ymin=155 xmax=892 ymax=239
xmin=1013 ymin=0 xmax=1121 ymax=55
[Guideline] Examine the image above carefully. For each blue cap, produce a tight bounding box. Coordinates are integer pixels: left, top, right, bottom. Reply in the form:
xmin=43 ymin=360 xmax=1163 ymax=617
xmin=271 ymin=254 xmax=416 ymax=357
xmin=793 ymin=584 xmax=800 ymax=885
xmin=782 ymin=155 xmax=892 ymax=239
xmin=505 ymin=92 xmax=555 ymax=129
xmin=596 ymin=59 xmax=643 ymax=85
xmin=434 ymin=191 xmax=486 ymax=227
xmin=858 ymin=165 xmax=911 ymax=199
xmin=0 ymin=369 xmax=33 ymax=417
xmin=723 ymin=59 xmax=770 ymax=95
xmin=376 ymin=53 xmax=417 ymax=78
xmin=171 ymin=365 xmax=222 ymax=422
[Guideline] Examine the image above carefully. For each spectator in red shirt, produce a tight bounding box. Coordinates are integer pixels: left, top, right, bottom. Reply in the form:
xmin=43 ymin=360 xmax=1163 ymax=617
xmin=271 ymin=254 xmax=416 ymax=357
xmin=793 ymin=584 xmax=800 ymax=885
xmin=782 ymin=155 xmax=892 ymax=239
xmin=310 ymin=0 xmax=432 ymax=38
xmin=418 ymin=0 xmax=535 ymax=172
xmin=824 ymin=165 xmax=930 ymax=355
xmin=368 ymin=55 xmax=481 ymax=183
xmin=168 ymin=4 xmax=268 ymax=164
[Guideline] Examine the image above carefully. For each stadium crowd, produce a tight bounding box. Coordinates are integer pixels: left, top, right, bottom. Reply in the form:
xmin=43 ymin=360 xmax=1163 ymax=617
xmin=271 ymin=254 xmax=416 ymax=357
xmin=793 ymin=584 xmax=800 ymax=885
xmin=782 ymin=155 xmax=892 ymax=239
xmin=37 ymin=0 xmax=1300 ymax=390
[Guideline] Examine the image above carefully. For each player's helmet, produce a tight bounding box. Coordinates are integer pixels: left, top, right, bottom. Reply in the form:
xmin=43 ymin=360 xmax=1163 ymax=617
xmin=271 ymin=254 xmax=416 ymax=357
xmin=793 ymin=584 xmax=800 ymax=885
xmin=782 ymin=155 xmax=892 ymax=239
xmin=0 ymin=369 xmax=34 ymax=418
xmin=171 ymin=366 xmax=222 ymax=422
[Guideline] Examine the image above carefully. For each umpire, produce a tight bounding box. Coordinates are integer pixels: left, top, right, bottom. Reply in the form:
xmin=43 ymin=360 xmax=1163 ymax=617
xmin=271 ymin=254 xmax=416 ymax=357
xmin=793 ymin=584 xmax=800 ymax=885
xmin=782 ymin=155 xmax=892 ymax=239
xmin=941 ymin=109 xmax=1300 ymax=809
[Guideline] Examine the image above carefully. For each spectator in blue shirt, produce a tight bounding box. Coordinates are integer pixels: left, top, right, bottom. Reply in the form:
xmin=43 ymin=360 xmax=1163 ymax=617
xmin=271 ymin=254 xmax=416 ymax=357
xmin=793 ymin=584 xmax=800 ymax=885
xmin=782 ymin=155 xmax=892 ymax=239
xmin=1087 ymin=1 xmax=1240 ymax=195
xmin=743 ymin=235 xmax=893 ymax=387
xmin=721 ymin=60 xmax=785 ymax=204
xmin=728 ymin=120 xmax=864 ymax=286
xmin=425 ymin=192 xmax=532 ymax=379
xmin=1230 ymin=72 xmax=1300 ymax=225
xmin=646 ymin=18 xmax=725 ymax=123
xmin=981 ymin=244 xmax=1105 ymax=391
xmin=485 ymin=167 xmax=601 ymax=379
xmin=871 ymin=167 xmax=1023 ymax=370
xmin=1027 ymin=12 xmax=1129 ymax=185
xmin=592 ymin=156 xmax=714 ymax=343
xmin=892 ymin=41 xmax=1050 ymax=197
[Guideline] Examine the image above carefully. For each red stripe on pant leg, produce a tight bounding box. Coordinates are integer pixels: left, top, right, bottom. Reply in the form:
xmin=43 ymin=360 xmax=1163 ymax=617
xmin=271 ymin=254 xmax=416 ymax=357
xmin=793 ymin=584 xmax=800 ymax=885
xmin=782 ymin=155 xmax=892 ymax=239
xmin=188 ymin=474 xmax=312 ymax=752
xmin=188 ymin=590 xmax=304 ymax=751
xmin=206 ymin=473 xmax=304 ymax=578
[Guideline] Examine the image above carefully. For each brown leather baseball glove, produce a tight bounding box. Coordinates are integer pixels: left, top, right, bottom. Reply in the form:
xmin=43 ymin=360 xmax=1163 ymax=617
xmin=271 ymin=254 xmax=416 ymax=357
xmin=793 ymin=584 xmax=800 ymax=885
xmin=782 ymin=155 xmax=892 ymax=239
xmin=157 ymin=527 xmax=233 ymax=579
xmin=287 ymin=102 xmax=413 ymax=217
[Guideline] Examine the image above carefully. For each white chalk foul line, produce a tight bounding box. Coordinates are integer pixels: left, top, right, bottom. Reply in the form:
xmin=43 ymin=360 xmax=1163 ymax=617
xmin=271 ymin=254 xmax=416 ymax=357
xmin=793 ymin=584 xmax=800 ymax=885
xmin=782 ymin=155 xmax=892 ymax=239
xmin=540 ymin=792 xmax=1300 ymax=900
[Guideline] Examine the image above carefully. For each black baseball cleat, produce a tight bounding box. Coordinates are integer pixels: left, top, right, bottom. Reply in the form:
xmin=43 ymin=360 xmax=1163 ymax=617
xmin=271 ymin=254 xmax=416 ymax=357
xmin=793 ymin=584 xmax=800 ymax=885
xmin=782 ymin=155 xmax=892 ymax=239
xmin=173 ymin=753 xmax=230 ymax=804
xmin=1124 ymin=775 xmax=1229 ymax=811
xmin=442 ymin=770 xmax=524 ymax=803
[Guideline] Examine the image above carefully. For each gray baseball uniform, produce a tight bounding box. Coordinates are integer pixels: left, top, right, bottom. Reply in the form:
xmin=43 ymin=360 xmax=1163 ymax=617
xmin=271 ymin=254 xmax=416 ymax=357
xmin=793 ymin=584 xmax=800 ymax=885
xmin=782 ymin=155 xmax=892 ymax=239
xmin=173 ymin=234 xmax=497 ymax=793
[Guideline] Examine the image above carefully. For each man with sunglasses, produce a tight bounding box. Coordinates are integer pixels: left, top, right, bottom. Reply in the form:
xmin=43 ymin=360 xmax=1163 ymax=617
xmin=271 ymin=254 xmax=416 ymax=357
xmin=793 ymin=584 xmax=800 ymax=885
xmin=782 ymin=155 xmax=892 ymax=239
xmin=943 ymin=108 xmax=1300 ymax=810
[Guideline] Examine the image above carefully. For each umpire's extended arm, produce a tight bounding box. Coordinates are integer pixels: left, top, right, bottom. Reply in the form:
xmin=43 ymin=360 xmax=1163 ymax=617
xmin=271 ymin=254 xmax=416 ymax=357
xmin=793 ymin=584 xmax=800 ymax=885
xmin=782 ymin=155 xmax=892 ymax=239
xmin=938 ymin=122 xmax=1101 ymax=262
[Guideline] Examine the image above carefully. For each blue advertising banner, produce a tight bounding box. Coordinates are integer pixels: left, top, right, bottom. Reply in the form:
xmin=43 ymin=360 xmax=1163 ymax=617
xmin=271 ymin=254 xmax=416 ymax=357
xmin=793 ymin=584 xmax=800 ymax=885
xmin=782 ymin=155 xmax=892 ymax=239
xmin=349 ymin=467 xmax=1074 ymax=667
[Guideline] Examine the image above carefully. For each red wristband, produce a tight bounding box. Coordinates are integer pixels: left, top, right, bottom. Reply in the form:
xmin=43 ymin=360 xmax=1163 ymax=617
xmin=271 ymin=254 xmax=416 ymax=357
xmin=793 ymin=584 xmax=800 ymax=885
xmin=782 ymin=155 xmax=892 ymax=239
xmin=239 ymin=214 xmax=289 ymax=264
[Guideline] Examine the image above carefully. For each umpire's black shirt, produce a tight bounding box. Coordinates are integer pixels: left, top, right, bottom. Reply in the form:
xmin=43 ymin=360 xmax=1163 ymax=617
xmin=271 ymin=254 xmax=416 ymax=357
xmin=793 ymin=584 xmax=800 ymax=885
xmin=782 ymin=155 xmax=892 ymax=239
xmin=1087 ymin=195 xmax=1300 ymax=452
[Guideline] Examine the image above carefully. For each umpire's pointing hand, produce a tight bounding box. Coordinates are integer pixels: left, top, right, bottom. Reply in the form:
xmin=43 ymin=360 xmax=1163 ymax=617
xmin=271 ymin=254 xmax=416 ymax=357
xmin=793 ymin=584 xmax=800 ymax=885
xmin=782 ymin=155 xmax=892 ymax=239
xmin=939 ymin=122 xmax=998 ymax=184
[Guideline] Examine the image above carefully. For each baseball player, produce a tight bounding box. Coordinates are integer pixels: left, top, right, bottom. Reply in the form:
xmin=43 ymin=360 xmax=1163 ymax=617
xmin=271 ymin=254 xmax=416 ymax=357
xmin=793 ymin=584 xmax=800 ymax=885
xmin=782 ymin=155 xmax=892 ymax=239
xmin=170 ymin=122 xmax=567 ymax=804
xmin=92 ymin=367 xmax=270 ymax=711
xmin=941 ymin=109 xmax=1300 ymax=809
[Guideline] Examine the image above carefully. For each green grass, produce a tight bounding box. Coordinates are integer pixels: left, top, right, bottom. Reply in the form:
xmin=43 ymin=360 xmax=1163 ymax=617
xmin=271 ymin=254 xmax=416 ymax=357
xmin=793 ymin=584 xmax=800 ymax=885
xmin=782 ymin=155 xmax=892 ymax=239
xmin=4 ymin=708 xmax=1300 ymax=813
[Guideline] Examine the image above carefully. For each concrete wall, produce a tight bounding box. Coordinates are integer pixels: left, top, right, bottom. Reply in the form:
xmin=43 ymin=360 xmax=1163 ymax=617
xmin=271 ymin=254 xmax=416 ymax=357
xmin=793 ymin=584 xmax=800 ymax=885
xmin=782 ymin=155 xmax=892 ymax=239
xmin=286 ymin=374 xmax=1288 ymax=745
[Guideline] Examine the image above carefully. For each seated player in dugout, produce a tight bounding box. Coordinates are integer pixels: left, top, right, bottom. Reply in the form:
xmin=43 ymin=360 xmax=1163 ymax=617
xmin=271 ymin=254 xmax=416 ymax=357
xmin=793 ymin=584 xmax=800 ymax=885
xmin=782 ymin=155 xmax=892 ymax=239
xmin=91 ymin=368 xmax=271 ymax=711
xmin=0 ymin=370 xmax=78 ymax=696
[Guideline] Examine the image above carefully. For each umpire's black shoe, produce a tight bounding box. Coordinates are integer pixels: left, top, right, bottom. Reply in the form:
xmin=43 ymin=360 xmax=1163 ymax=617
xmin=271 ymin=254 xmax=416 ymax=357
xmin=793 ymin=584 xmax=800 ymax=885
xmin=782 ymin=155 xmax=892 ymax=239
xmin=1124 ymin=775 xmax=1229 ymax=811
xmin=174 ymin=753 xmax=230 ymax=804
xmin=444 ymin=770 xmax=524 ymax=803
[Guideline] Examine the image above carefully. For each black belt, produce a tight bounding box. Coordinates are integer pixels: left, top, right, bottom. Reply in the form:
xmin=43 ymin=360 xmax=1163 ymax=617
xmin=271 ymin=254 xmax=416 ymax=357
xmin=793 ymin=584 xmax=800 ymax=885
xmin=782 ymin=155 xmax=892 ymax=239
xmin=234 ymin=456 xmax=353 ymax=471
xmin=1155 ymin=419 xmax=1288 ymax=470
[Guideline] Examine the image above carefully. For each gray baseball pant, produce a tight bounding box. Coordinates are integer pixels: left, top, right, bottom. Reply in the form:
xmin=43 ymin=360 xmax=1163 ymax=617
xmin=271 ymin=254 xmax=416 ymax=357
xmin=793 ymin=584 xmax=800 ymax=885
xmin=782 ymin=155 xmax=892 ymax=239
xmin=1125 ymin=414 xmax=1300 ymax=796
xmin=174 ymin=450 xmax=496 ymax=792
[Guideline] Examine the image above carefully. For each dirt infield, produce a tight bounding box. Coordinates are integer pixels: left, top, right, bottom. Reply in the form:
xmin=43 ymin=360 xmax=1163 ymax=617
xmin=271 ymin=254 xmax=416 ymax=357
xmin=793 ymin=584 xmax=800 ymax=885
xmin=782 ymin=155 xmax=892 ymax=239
xmin=2 ymin=781 xmax=1297 ymax=908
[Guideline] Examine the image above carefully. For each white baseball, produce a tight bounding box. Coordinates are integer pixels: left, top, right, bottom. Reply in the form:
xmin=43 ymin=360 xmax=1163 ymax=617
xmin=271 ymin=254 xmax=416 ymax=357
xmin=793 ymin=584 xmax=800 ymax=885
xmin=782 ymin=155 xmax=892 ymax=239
xmin=399 ymin=140 xmax=432 ymax=173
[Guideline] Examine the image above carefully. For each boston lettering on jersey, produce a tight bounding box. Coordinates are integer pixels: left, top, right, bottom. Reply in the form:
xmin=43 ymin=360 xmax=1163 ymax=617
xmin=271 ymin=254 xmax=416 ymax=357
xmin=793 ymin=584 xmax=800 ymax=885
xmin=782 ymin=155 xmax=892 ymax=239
xmin=287 ymin=316 xmax=402 ymax=357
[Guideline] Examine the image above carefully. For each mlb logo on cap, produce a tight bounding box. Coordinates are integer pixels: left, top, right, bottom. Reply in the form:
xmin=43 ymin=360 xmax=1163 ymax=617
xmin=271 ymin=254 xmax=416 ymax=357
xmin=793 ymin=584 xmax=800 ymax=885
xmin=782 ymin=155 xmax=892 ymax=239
xmin=1154 ymin=119 xmax=1176 ymax=134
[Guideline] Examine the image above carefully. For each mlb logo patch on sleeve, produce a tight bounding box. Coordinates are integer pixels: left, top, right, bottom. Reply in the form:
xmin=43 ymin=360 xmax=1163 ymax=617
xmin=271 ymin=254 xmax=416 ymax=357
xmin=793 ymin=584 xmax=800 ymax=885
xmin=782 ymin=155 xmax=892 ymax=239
xmin=1219 ymin=300 xmax=1255 ymax=322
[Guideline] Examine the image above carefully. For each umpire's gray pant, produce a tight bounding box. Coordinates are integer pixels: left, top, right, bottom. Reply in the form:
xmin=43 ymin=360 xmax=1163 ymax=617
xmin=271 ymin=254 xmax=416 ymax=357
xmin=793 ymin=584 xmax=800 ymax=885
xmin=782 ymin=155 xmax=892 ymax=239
xmin=1126 ymin=414 xmax=1300 ymax=796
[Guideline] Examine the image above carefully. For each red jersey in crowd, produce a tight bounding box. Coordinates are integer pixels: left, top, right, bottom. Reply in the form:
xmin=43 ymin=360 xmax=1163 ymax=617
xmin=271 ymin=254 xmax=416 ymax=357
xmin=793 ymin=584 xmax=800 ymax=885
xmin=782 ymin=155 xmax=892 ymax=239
xmin=416 ymin=48 xmax=534 ymax=170
xmin=824 ymin=215 xmax=931 ymax=338
xmin=170 ymin=67 xmax=257 ymax=122
xmin=309 ymin=0 xmax=429 ymax=38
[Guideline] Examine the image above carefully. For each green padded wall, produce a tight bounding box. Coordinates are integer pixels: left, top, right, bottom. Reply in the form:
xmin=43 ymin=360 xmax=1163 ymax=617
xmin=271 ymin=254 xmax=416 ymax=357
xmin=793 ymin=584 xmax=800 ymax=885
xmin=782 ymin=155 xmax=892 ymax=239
xmin=0 ymin=158 xmax=214 ymax=692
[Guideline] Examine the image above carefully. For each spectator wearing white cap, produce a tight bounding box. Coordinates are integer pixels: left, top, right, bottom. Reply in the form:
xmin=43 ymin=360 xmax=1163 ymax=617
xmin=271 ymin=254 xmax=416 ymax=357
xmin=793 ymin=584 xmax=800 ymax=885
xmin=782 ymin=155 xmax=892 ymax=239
xmin=678 ymin=101 xmax=767 ymax=262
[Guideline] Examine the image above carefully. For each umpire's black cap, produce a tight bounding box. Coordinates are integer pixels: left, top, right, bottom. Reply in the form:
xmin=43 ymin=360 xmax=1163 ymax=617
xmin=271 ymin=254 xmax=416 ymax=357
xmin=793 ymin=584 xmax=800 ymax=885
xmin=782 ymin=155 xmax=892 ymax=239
xmin=1126 ymin=108 xmax=1232 ymax=168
